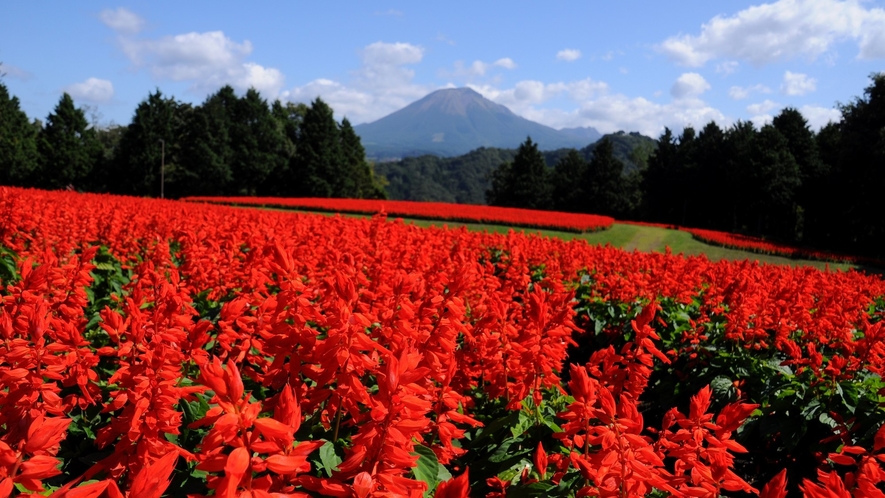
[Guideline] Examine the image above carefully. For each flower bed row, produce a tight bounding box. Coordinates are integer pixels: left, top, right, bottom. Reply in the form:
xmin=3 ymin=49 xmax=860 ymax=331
xmin=1 ymin=187 xmax=884 ymax=497
xmin=182 ymin=196 xmax=615 ymax=233
xmin=682 ymin=227 xmax=885 ymax=267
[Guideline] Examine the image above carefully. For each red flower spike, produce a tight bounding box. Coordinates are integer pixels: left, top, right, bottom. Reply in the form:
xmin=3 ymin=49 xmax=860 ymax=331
xmin=24 ymin=415 xmax=71 ymax=455
xmin=534 ymin=443 xmax=548 ymax=480
xmin=759 ymin=469 xmax=788 ymax=498
xmin=126 ymin=451 xmax=178 ymax=498
xmin=353 ymin=471 xmax=373 ymax=498
xmin=435 ymin=468 xmax=470 ymax=498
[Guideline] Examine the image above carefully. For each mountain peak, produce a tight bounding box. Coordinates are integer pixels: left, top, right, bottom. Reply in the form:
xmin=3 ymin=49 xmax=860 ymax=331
xmin=354 ymin=87 xmax=601 ymax=159
xmin=416 ymin=87 xmax=511 ymax=117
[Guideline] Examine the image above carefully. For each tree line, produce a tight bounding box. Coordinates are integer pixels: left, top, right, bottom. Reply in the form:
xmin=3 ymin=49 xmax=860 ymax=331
xmin=486 ymin=74 xmax=885 ymax=260
xmin=0 ymin=82 xmax=386 ymax=199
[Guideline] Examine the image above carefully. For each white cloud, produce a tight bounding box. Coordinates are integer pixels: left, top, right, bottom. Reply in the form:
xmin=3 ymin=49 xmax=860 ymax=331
xmin=0 ymin=63 xmax=32 ymax=81
xmin=781 ymin=71 xmax=817 ymax=95
xmin=657 ymin=0 xmax=885 ymax=66
xmin=64 ymin=77 xmax=114 ymax=103
xmin=470 ymin=78 xmax=723 ymax=137
xmin=728 ymin=84 xmax=771 ymax=99
xmin=99 ymin=7 xmax=144 ymax=34
xmin=799 ymin=104 xmax=841 ymax=129
xmin=715 ymin=61 xmax=739 ymax=75
xmin=747 ymin=99 xmax=780 ymax=115
xmin=670 ymin=72 xmax=711 ymax=99
xmin=118 ymin=30 xmax=285 ymax=97
xmin=493 ymin=58 xmax=517 ymax=69
xmin=556 ymin=49 xmax=582 ymax=62
xmin=282 ymin=41 xmax=431 ymax=123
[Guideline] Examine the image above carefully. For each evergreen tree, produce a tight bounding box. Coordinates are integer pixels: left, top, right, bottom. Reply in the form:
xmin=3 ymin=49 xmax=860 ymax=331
xmin=722 ymin=121 xmax=757 ymax=232
xmin=230 ymin=88 xmax=285 ymax=195
xmin=36 ymin=93 xmax=102 ymax=190
xmin=293 ymin=98 xmax=343 ymax=197
xmin=812 ymin=122 xmax=842 ymax=246
xmin=340 ymin=118 xmax=386 ymax=199
xmin=834 ymin=73 xmax=885 ymax=256
xmin=751 ymin=125 xmax=802 ymax=240
xmin=772 ymin=107 xmax=824 ymax=242
xmin=642 ymin=128 xmax=679 ymax=223
xmin=582 ymin=137 xmax=629 ymax=217
xmin=551 ymin=149 xmax=587 ymax=212
xmin=262 ymin=100 xmax=306 ymax=195
xmin=0 ymin=83 xmax=38 ymax=186
xmin=694 ymin=122 xmax=726 ymax=228
xmin=180 ymin=87 xmax=235 ymax=196
xmin=486 ymin=137 xmax=551 ymax=209
xmin=114 ymin=90 xmax=189 ymax=196
xmin=89 ymin=124 xmax=125 ymax=193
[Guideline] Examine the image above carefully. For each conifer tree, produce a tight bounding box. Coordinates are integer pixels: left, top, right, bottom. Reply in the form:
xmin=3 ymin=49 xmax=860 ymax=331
xmin=486 ymin=137 xmax=551 ymax=209
xmin=230 ymin=88 xmax=285 ymax=195
xmin=582 ymin=137 xmax=628 ymax=217
xmin=0 ymin=83 xmax=38 ymax=186
xmin=293 ymin=98 xmax=343 ymax=197
xmin=36 ymin=93 xmax=102 ymax=190
xmin=551 ymin=149 xmax=587 ymax=213
xmin=340 ymin=117 xmax=386 ymax=199
xmin=180 ymin=86 xmax=236 ymax=195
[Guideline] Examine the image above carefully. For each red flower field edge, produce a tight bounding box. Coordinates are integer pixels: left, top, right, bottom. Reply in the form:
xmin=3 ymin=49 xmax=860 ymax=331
xmin=1 ymin=186 xmax=885 ymax=497
xmin=683 ymin=227 xmax=885 ymax=267
xmin=182 ymin=196 xmax=615 ymax=233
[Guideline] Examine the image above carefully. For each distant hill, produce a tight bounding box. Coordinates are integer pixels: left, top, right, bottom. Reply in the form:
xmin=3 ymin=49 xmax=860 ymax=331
xmin=374 ymin=132 xmax=657 ymax=204
xmin=354 ymin=88 xmax=602 ymax=159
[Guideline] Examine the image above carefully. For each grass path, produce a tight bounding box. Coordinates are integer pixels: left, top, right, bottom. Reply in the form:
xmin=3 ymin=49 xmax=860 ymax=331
xmin=238 ymin=205 xmax=864 ymax=272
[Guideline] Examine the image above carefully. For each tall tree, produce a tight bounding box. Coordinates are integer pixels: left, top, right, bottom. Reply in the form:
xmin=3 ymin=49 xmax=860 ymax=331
xmin=642 ymin=128 xmax=679 ymax=223
xmin=36 ymin=93 xmax=102 ymax=190
xmin=114 ymin=90 xmax=189 ymax=196
xmin=772 ymin=107 xmax=824 ymax=242
xmin=582 ymin=137 xmax=630 ymax=217
xmin=0 ymin=83 xmax=38 ymax=186
xmin=340 ymin=118 xmax=386 ymax=199
xmin=180 ymin=87 xmax=236 ymax=196
xmin=229 ymin=88 xmax=285 ymax=195
xmin=486 ymin=136 xmax=551 ymax=209
xmin=262 ymin=100 xmax=305 ymax=195
xmin=693 ymin=121 xmax=726 ymax=228
xmin=551 ymin=149 xmax=587 ymax=213
xmin=833 ymin=73 xmax=885 ymax=256
xmin=293 ymin=98 xmax=343 ymax=197
xmin=751 ymin=125 xmax=802 ymax=240
xmin=722 ymin=121 xmax=757 ymax=233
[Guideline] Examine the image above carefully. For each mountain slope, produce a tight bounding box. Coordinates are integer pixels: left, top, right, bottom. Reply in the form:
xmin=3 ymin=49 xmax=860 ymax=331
xmin=354 ymin=88 xmax=601 ymax=159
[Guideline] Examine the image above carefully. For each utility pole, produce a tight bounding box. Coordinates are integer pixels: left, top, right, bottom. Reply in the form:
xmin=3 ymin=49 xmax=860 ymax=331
xmin=158 ymin=139 xmax=165 ymax=199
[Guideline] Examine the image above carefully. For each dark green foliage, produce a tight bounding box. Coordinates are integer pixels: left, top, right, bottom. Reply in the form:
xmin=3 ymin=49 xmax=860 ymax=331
xmin=35 ymin=93 xmax=103 ymax=190
xmin=262 ymin=101 xmax=305 ymax=196
xmin=179 ymin=87 xmax=236 ymax=196
xmin=550 ymin=149 xmax=587 ymax=213
xmin=0 ymin=83 xmax=38 ymax=186
xmin=581 ymin=137 xmax=633 ymax=217
xmin=292 ymin=98 xmax=344 ymax=197
xmin=229 ymin=88 xmax=285 ymax=195
xmin=486 ymin=137 xmax=552 ymax=209
xmin=114 ymin=90 xmax=190 ymax=196
xmin=340 ymin=118 xmax=386 ymax=199
xmin=751 ymin=125 xmax=802 ymax=240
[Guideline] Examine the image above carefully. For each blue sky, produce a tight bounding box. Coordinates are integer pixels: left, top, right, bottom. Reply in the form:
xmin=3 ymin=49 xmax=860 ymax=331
xmin=2 ymin=1 xmax=884 ymax=137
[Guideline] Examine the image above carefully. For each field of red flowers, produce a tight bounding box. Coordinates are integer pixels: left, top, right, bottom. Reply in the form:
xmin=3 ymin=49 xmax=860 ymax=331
xmin=182 ymin=196 xmax=615 ymax=233
xmin=2 ymin=186 xmax=885 ymax=497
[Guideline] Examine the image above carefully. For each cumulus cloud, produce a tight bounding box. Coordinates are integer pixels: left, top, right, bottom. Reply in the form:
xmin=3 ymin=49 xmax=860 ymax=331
xmin=728 ymin=84 xmax=771 ymax=100
xmin=670 ymin=73 xmax=711 ymax=99
xmin=781 ymin=71 xmax=817 ymax=95
xmin=556 ymin=49 xmax=582 ymax=62
xmin=282 ymin=41 xmax=432 ymax=123
xmin=116 ymin=27 xmax=285 ymax=97
xmin=493 ymin=58 xmax=517 ymax=69
xmin=99 ymin=7 xmax=144 ymax=34
xmin=799 ymin=104 xmax=841 ymax=129
xmin=715 ymin=61 xmax=739 ymax=75
xmin=657 ymin=0 xmax=885 ymax=66
xmin=64 ymin=77 xmax=115 ymax=103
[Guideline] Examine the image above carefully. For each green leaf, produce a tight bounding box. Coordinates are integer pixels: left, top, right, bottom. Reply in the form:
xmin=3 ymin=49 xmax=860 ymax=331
xmin=411 ymin=444 xmax=441 ymax=497
xmin=319 ymin=441 xmax=342 ymax=478
xmin=506 ymin=481 xmax=556 ymax=497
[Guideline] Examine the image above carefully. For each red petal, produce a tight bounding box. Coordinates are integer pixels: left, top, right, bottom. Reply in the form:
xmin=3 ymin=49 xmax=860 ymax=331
xmin=353 ymin=472 xmax=373 ymax=498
